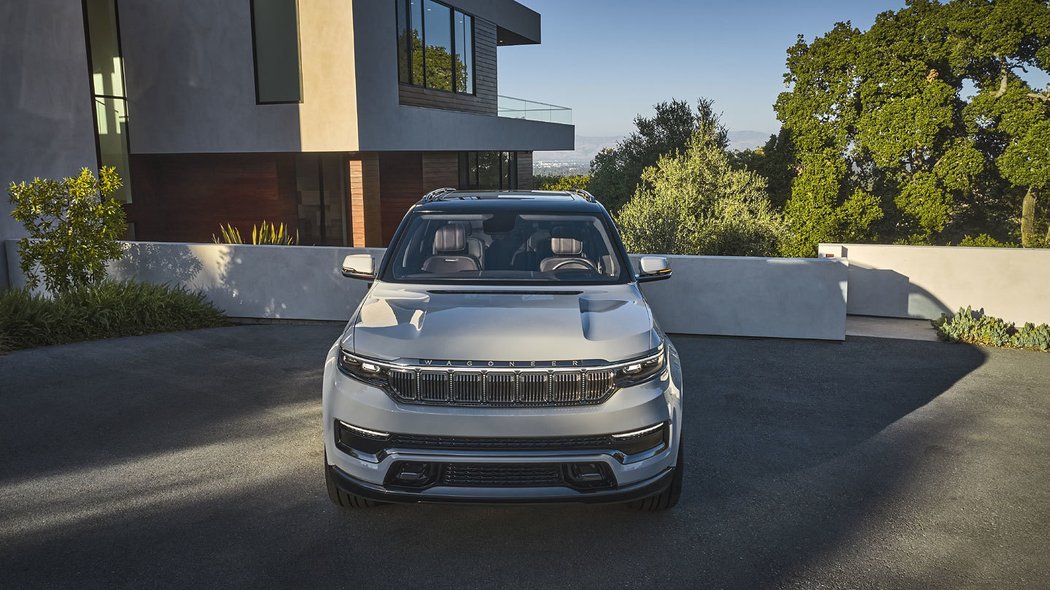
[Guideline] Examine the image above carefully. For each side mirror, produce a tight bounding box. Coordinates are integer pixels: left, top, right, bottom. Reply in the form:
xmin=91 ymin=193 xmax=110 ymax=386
xmin=637 ymin=256 xmax=672 ymax=283
xmin=341 ymin=254 xmax=375 ymax=280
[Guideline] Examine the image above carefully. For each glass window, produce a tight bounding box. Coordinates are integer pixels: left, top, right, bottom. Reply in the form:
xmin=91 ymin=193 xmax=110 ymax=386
xmin=251 ymin=0 xmax=302 ymax=103
xmin=396 ymin=0 xmax=473 ymax=94
xmin=454 ymin=13 xmax=473 ymax=93
xmin=383 ymin=213 xmax=629 ymax=284
xmin=408 ymin=0 xmax=424 ymax=85
xmin=396 ymin=0 xmax=409 ymax=83
xmin=423 ymin=0 xmax=452 ymax=91
xmin=84 ymin=0 xmax=132 ymax=203
xmin=458 ymin=152 xmax=519 ymax=190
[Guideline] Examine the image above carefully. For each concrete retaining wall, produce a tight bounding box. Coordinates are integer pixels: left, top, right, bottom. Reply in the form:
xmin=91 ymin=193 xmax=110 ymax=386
xmin=5 ymin=241 xmax=849 ymax=340
xmin=819 ymin=243 xmax=1050 ymax=325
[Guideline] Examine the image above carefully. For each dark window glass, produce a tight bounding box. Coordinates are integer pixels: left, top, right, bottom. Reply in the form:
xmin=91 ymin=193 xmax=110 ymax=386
xmin=396 ymin=0 xmax=409 ymax=83
xmin=423 ymin=0 xmax=452 ymax=91
xmin=251 ymin=0 xmax=302 ymax=103
xmin=454 ymin=13 xmax=473 ymax=93
xmin=409 ymin=0 xmax=424 ymax=85
xmin=458 ymin=152 xmax=519 ymax=190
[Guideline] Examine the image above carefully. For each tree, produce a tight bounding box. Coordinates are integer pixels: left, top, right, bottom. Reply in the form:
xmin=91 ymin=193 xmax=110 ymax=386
xmin=615 ymin=121 xmax=789 ymax=257
xmin=8 ymin=167 xmax=127 ymax=293
xmin=589 ymin=98 xmax=727 ymax=213
xmin=534 ymin=174 xmax=591 ymax=192
xmin=775 ymin=0 xmax=1050 ymax=254
xmin=730 ymin=128 xmax=796 ymax=210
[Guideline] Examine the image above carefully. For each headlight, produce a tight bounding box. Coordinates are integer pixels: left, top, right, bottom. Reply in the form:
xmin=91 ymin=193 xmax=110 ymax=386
xmin=338 ymin=350 xmax=388 ymax=386
xmin=613 ymin=344 xmax=667 ymax=388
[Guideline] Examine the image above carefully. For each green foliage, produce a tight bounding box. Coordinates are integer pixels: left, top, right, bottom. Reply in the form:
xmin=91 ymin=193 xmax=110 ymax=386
xmin=212 ymin=221 xmax=298 ymax=245
xmin=730 ymin=129 xmax=796 ymax=210
xmin=957 ymin=234 xmax=1018 ymax=248
xmin=534 ymin=174 xmax=591 ymax=192
xmin=775 ymin=0 xmax=1050 ymax=253
xmin=615 ymin=121 xmax=789 ymax=257
xmin=932 ymin=307 xmax=1050 ymax=352
xmin=590 ymin=98 xmax=727 ymax=213
xmin=8 ymin=167 xmax=127 ymax=293
xmin=0 ymin=281 xmax=227 ymax=353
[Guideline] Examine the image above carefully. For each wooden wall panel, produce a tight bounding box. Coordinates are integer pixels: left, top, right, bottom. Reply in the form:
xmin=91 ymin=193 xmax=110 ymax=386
xmin=349 ymin=154 xmax=383 ymax=247
xmin=378 ymin=152 xmax=424 ymax=244
xmin=517 ymin=151 xmax=533 ymax=189
xmin=422 ymin=152 xmax=459 ymax=189
xmin=398 ymin=18 xmax=497 ymax=115
xmin=127 ymin=153 xmax=299 ymax=243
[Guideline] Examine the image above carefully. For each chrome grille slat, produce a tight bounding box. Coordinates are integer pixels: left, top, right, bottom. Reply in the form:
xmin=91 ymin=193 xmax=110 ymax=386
xmin=451 ymin=372 xmax=483 ymax=404
xmin=518 ymin=372 xmax=548 ymax=404
xmin=486 ymin=373 xmax=516 ymax=404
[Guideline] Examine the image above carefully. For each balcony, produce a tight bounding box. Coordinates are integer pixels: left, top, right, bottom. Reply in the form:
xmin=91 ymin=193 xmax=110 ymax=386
xmin=498 ymin=95 xmax=572 ymax=125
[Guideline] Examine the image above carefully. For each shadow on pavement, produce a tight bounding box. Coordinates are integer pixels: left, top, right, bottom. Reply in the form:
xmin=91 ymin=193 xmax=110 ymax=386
xmin=0 ymin=328 xmax=991 ymax=588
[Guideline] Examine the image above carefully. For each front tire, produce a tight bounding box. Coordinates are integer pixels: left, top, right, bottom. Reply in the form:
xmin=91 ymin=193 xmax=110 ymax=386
xmin=325 ymin=453 xmax=383 ymax=509
xmin=628 ymin=440 xmax=683 ymax=512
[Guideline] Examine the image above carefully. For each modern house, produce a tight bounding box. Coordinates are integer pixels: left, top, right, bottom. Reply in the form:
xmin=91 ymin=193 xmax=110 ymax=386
xmin=0 ymin=0 xmax=573 ymax=285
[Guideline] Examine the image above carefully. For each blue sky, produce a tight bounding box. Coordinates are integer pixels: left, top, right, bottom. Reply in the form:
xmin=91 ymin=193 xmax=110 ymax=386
xmin=498 ymin=0 xmax=909 ymax=136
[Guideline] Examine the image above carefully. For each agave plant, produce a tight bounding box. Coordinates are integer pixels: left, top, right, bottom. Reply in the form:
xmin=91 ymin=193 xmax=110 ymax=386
xmin=213 ymin=221 xmax=298 ymax=245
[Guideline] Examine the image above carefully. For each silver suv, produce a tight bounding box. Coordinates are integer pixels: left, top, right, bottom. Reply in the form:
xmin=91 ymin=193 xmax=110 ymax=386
xmin=322 ymin=189 xmax=684 ymax=510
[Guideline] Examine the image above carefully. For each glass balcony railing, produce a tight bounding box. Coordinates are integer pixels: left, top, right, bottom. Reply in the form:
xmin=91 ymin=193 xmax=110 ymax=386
xmin=498 ymin=95 xmax=572 ymax=125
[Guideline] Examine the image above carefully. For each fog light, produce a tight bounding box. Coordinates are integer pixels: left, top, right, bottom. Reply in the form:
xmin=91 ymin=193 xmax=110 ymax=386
xmin=393 ymin=462 xmax=434 ymax=486
xmin=566 ymin=462 xmax=607 ymax=486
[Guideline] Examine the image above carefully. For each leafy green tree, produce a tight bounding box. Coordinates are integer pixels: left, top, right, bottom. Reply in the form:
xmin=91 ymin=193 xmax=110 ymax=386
xmin=730 ymin=128 xmax=796 ymax=210
xmin=775 ymin=0 xmax=1050 ymax=254
xmin=616 ymin=122 xmax=789 ymax=257
xmin=534 ymin=174 xmax=591 ymax=191
xmin=8 ymin=167 xmax=127 ymax=293
xmin=590 ymin=98 xmax=727 ymax=213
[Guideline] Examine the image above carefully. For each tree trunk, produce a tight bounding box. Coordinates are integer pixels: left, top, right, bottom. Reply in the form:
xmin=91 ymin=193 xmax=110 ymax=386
xmin=1021 ymin=186 xmax=1037 ymax=247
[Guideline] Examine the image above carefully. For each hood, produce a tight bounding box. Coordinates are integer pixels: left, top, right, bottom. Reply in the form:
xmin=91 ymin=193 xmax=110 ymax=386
xmin=344 ymin=283 xmax=657 ymax=363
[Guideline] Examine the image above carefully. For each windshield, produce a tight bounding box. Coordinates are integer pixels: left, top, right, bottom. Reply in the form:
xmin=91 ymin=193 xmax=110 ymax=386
xmin=381 ymin=212 xmax=630 ymax=284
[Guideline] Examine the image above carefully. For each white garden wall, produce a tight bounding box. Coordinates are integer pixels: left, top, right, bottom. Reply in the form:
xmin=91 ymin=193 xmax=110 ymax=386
xmin=819 ymin=243 xmax=1050 ymax=325
xmin=4 ymin=241 xmax=849 ymax=340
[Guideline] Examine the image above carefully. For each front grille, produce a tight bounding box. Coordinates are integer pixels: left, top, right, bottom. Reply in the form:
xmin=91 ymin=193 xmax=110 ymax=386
xmin=385 ymin=369 xmax=615 ymax=407
xmin=440 ymin=463 xmax=564 ymax=487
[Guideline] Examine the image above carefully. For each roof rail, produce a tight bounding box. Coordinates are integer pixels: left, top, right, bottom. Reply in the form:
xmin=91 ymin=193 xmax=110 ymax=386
xmin=420 ymin=187 xmax=458 ymax=202
xmin=567 ymin=188 xmax=597 ymax=202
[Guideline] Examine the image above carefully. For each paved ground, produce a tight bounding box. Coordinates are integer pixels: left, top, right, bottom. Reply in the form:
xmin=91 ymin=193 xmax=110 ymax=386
xmin=846 ymin=316 xmax=941 ymax=341
xmin=2 ymin=326 xmax=1049 ymax=590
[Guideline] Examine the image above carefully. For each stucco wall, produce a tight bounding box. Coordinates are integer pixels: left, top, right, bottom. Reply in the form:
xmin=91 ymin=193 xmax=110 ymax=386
xmin=819 ymin=243 xmax=1050 ymax=324
xmin=118 ymin=0 xmax=301 ymax=153
xmin=6 ymin=241 xmax=848 ymax=340
xmin=0 ymin=0 xmax=100 ymax=288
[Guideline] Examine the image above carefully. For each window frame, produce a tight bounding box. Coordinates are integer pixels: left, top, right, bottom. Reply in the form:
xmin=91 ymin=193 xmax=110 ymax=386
xmin=458 ymin=152 xmax=519 ymax=190
xmin=396 ymin=0 xmax=475 ymax=95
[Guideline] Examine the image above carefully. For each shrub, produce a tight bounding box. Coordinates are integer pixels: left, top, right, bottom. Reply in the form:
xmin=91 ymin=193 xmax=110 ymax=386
xmin=932 ymin=307 xmax=1050 ymax=352
xmin=535 ymin=174 xmax=591 ymax=192
xmin=615 ymin=125 xmax=790 ymax=256
xmin=0 ymin=281 xmax=228 ymax=352
xmin=957 ymin=234 xmax=1018 ymax=248
xmin=8 ymin=167 xmax=127 ymax=293
xmin=213 ymin=221 xmax=298 ymax=245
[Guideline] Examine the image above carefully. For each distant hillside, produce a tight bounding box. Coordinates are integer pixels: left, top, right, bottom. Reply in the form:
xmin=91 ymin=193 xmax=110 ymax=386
xmin=534 ymin=131 xmax=775 ymax=174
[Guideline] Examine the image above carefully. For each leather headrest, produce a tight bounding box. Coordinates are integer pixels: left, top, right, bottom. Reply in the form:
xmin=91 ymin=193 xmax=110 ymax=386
xmin=434 ymin=224 xmax=466 ymax=252
xmin=550 ymin=236 xmax=583 ymax=256
xmin=527 ymin=229 xmax=551 ymax=250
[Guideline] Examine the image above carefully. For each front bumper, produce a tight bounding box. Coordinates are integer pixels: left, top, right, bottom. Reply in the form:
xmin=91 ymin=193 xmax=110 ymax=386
xmin=321 ymin=343 xmax=683 ymax=503
xmin=327 ymin=462 xmax=675 ymax=504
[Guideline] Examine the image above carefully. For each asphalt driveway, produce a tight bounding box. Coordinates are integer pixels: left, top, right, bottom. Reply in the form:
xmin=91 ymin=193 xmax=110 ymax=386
xmin=1 ymin=325 xmax=1048 ymax=589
